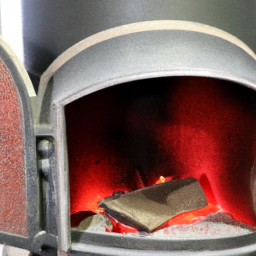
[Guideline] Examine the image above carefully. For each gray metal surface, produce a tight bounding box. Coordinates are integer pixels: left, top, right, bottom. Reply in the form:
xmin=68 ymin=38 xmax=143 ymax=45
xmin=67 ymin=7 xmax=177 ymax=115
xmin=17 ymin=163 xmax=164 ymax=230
xmin=0 ymin=0 xmax=253 ymax=254
xmin=36 ymin=27 xmax=256 ymax=255
xmin=26 ymin=1 xmax=256 ymax=255
xmin=68 ymin=243 xmax=256 ymax=256
xmin=21 ymin=0 xmax=256 ymax=77
xmin=69 ymin=230 xmax=256 ymax=253
xmin=39 ymin=30 xmax=256 ymax=123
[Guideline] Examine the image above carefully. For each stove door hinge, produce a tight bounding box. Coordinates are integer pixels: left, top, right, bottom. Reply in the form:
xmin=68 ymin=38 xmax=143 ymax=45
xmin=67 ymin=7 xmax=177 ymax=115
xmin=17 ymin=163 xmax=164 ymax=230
xmin=37 ymin=137 xmax=58 ymax=236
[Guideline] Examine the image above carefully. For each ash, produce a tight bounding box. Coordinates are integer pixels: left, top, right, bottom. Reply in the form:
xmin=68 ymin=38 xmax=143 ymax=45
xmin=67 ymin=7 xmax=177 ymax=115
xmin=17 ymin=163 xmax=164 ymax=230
xmin=127 ymin=213 xmax=256 ymax=238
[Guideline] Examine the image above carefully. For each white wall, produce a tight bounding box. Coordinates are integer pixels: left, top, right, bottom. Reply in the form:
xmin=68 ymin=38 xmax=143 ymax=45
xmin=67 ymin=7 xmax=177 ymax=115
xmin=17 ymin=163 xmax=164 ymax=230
xmin=0 ymin=0 xmax=24 ymax=62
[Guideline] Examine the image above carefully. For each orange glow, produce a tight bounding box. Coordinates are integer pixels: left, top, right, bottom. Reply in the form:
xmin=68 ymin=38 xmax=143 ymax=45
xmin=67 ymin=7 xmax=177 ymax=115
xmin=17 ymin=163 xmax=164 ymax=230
xmin=155 ymin=176 xmax=175 ymax=184
xmin=107 ymin=214 xmax=138 ymax=233
xmin=104 ymin=204 xmax=222 ymax=234
xmin=155 ymin=176 xmax=165 ymax=184
xmin=95 ymin=207 xmax=105 ymax=214
xmin=155 ymin=204 xmax=222 ymax=231
xmin=72 ymin=175 xmax=227 ymax=233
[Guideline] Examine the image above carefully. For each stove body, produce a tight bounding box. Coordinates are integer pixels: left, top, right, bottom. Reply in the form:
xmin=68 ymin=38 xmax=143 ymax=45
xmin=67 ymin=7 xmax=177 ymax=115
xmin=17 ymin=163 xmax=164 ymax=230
xmin=0 ymin=1 xmax=256 ymax=255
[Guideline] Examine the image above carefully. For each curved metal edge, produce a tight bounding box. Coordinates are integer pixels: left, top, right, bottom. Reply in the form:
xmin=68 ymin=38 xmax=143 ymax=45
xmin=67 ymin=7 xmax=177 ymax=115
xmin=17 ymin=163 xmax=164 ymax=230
xmin=69 ymin=229 xmax=256 ymax=255
xmin=0 ymin=36 xmax=36 ymax=97
xmin=21 ymin=0 xmax=256 ymax=78
xmin=0 ymin=37 xmax=41 ymax=249
xmin=36 ymin=20 xmax=256 ymax=122
xmin=39 ymin=29 xmax=256 ymax=125
xmin=54 ymin=71 xmax=256 ymax=253
xmin=59 ymin=70 xmax=256 ymax=106
xmin=48 ymin=30 xmax=256 ymax=252
xmin=70 ymin=239 xmax=256 ymax=256
xmin=54 ymin=70 xmax=256 ymax=253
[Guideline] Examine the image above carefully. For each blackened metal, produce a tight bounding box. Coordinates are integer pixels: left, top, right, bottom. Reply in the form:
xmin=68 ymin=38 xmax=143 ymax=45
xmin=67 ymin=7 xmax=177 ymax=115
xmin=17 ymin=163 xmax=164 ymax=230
xmin=99 ymin=178 xmax=207 ymax=232
xmin=111 ymin=191 xmax=125 ymax=198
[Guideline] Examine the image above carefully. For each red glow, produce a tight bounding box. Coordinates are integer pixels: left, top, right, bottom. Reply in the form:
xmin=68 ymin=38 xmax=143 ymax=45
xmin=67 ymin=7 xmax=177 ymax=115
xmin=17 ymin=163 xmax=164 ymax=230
xmin=67 ymin=77 xmax=256 ymax=228
xmin=95 ymin=207 xmax=105 ymax=214
xmin=71 ymin=175 xmax=223 ymax=233
xmin=108 ymin=215 xmax=138 ymax=233
xmin=156 ymin=204 xmax=221 ymax=230
xmin=103 ymin=178 xmax=223 ymax=233
xmin=108 ymin=204 xmax=222 ymax=234
xmin=71 ymin=204 xmax=222 ymax=233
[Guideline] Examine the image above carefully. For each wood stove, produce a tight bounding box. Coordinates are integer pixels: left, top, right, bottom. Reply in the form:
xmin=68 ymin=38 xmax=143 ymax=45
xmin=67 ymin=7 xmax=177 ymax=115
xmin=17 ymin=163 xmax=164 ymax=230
xmin=0 ymin=1 xmax=256 ymax=255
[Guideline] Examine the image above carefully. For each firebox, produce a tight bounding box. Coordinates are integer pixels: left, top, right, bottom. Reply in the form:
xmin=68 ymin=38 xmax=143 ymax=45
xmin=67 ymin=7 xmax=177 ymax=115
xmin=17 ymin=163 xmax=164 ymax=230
xmin=66 ymin=76 xmax=256 ymax=227
xmin=0 ymin=1 xmax=256 ymax=256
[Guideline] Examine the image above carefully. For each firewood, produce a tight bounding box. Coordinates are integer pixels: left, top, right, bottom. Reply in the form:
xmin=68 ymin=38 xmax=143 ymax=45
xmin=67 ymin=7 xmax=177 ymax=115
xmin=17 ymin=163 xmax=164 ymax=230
xmin=99 ymin=178 xmax=208 ymax=232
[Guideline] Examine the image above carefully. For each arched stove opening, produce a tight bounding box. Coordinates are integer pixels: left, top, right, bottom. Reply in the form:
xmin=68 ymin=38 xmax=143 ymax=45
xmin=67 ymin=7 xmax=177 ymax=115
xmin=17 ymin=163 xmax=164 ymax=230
xmin=66 ymin=76 xmax=256 ymax=236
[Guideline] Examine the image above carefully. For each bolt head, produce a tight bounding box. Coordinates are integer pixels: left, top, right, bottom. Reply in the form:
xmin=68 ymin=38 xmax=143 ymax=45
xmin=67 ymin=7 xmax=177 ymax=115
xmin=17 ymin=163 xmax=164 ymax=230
xmin=38 ymin=140 xmax=53 ymax=159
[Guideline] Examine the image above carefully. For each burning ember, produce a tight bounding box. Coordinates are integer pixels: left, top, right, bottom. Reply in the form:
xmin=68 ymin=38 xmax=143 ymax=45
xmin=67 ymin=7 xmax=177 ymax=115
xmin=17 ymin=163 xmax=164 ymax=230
xmin=156 ymin=176 xmax=166 ymax=184
xmin=71 ymin=176 xmax=246 ymax=236
xmin=70 ymin=176 xmax=256 ymax=238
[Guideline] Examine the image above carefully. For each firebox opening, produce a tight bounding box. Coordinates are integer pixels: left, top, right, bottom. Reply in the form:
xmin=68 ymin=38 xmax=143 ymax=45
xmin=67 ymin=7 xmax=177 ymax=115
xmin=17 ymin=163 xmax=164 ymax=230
xmin=65 ymin=76 xmax=256 ymax=235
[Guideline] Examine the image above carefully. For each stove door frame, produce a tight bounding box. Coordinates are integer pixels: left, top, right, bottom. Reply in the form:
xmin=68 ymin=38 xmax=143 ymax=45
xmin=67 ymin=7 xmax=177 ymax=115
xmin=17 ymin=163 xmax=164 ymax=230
xmin=37 ymin=22 xmax=256 ymax=255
